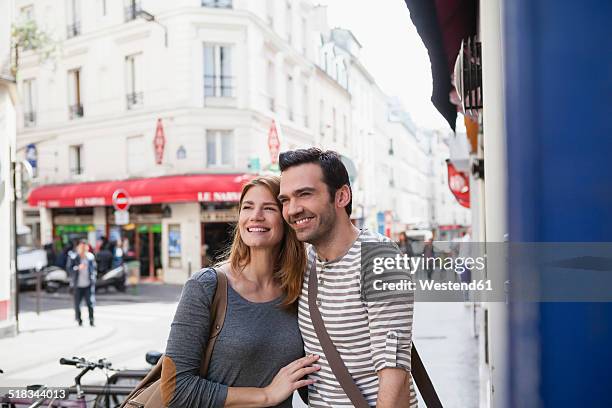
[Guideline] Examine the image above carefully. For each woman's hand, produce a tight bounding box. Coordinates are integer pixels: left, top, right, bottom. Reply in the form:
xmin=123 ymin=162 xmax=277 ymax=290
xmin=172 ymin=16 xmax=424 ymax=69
xmin=263 ymin=355 xmax=320 ymax=406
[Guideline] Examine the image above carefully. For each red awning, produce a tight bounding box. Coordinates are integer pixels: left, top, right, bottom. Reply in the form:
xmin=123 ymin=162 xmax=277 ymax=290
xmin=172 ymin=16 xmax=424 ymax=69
xmin=28 ymin=174 xmax=253 ymax=208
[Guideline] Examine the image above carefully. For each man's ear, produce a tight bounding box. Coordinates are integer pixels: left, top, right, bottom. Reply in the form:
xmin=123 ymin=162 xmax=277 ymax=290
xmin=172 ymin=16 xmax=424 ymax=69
xmin=335 ymin=185 xmax=352 ymax=210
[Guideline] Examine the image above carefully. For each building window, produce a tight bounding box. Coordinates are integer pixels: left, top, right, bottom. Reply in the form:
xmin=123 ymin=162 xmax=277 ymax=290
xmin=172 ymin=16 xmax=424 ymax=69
xmin=66 ymin=0 xmax=81 ymax=38
xmin=206 ymin=130 xmax=234 ymax=167
xmin=127 ymin=135 xmax=145 ymax=174
xmin=285 ymin=1 xmax=292 ymax=45
xmin=69 ymin=145 xmax=84 ymax=175
xmin=319 ymin=99 xmax=325 ymax=136
xmin=22 ymin=78 xmax=36 ymax=127
xmin=204 ymin=45 xmax=233 ymax=97
xmin=124 ymin=0 xmax=141 ymax=21
xmin=343 ymin=114 xmax=348 ymax=146
xmin=267 ymin=61 xmax=275 ymax=111
xmin=20 ymin=5 xmax=34 ymax=21
xmin=202 ymin=0 xmax=232 ymax=8
xmin=266 ymin=0 xmax=274 ymax=27
xmin=286 ymin=75 xmax=294 ymax=121
xmin=67 ymin=68 xmax=84 ymax=119
xmin=101 ymin=0 xmax=107 ymax=16
xmin=332 ymin=107 xmax=337 ymax=142
xmin=301 ymin=17 xmax=307 ymax=55
xmin=125 ymin=53 xmax=143 ymax=109
xmin=303 ymin=84 xmax=309 ymax=128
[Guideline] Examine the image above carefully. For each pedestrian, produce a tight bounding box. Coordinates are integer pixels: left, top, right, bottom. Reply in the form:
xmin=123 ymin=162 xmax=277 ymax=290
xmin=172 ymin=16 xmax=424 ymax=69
xmin=95 ymin=238 xmax=113 ymax=274
xmin=161 ymin=176 xmax=317 ymax=408
xmin=66 ymin=239 xmax=96 ymax=327
xmin=423 ymin=238 xmax=435 ymax=280
xmin=111 ymin=239 xmax=124 ymax=268
xmin=398 ymin=231 xmax=415 ymax=258
xmin=278 ymin=148 xmax=417 ymax=407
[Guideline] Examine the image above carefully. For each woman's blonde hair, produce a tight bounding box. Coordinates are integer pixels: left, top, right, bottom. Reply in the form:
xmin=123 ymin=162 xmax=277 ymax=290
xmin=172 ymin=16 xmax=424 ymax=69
xmin=223 ymin=175 xmax=306 ymax=307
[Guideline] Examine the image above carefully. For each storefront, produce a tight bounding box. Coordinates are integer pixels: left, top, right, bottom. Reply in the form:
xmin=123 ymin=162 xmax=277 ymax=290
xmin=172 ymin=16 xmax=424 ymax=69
xmin=28 ymin=173 xmax=251 ymax=283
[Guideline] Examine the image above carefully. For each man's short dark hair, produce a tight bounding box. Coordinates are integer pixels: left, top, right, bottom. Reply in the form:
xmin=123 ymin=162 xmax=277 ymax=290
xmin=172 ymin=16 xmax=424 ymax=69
xmin=279 ymin=148 xmax=352 ymax=216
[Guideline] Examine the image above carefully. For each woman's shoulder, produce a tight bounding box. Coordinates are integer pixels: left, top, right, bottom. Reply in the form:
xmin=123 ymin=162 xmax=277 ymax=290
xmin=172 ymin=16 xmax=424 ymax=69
xmin=185 ymin=268 xmax=220 ymax=300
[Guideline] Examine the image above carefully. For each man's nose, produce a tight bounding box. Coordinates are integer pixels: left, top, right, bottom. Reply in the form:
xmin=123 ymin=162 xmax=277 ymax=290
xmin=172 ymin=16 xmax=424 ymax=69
xmin=287 ymin=200 xmax=302 ymax=217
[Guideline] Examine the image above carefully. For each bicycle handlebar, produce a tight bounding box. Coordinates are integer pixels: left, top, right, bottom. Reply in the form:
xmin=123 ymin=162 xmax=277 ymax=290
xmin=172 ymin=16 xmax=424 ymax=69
xmin=59 ymin=357 xmax=82 ymax=366
xmin=59 ymin=357 xmax=112 ymax=369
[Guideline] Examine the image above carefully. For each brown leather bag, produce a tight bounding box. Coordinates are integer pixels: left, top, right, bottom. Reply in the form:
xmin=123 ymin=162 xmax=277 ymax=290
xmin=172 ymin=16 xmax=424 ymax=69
xmin=120 ymin=270 xmax=228 ymax=408
xmin=308 ymin=261 xmax=443 ymax=407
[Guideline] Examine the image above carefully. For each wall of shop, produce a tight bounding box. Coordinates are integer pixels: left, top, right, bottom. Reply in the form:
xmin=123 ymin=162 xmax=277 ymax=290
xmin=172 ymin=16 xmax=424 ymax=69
xmin=161 ymin=202 xmax=202 ymax=284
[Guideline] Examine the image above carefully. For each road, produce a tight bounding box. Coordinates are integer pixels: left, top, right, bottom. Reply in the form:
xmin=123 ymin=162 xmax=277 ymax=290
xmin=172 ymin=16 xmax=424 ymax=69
xmin=0 ymin=285 xmax=479 ymax=407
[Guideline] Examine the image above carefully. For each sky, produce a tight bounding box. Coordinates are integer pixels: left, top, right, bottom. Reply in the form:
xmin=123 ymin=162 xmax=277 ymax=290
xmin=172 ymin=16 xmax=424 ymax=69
xmin=317 ymin=0 xmax=449 ymax=130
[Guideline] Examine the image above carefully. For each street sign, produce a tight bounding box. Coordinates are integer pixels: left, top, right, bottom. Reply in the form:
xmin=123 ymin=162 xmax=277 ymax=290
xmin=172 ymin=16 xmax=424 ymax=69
xmin=154 ymin=118 xmax=166 ymax=165
xmin=114 ymin=210 xmax=130 ymax=225
xmin=112 ymin=189 xmax=131 ymax=211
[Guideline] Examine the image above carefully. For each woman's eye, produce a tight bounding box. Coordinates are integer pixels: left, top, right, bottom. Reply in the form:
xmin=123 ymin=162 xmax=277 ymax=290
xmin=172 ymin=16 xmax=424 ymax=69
xmin=265 ymin=207 xmax=277 ymax=211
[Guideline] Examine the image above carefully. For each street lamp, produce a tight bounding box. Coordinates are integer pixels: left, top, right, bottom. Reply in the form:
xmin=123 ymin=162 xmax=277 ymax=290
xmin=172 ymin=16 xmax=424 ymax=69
xmin=137 ymin=9 xmax=168 ymax=48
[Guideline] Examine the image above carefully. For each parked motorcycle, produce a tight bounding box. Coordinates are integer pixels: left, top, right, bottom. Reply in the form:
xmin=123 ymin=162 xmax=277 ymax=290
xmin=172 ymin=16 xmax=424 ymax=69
xmin=44 ymin=264 xmax=127 ymax=293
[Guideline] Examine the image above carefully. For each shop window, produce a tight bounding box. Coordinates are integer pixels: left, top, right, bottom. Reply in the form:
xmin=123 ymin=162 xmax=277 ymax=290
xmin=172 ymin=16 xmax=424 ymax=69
xmin=168 ymin=224 xmax=181 ymax=268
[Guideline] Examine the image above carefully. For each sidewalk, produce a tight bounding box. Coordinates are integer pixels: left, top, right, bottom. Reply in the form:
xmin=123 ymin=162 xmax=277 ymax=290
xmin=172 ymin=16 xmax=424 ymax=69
xmin=0 ymin=309 xmax=116 ymax=386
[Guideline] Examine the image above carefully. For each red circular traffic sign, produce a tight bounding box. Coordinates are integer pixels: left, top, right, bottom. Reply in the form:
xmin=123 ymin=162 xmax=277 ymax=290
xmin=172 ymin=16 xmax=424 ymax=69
xmin=112 ymin=189 xmax=130 ymax=211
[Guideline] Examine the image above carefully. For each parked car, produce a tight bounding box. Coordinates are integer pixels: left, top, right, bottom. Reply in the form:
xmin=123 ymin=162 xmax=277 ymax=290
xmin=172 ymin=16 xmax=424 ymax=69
xmin=17 ymin=246 xmax=48 ymax=290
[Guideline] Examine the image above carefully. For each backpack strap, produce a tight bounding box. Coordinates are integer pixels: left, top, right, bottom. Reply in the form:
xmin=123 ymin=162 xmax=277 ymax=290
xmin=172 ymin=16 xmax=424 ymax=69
xmin=200 ymin=268 xmax=228 ymax=377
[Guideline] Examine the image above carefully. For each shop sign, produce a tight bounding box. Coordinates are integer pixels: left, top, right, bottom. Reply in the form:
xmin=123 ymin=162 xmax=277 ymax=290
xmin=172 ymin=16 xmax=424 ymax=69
xmin=154 ymin=118 xmax=166 ymax=165
xmin=268 ymin=120 xmax=281 ymax=165
xmin=114 ymin=210 xmax=130 ymax=225
xmin=197 ymin=191 xmax=241 ymax=202
xmin=201 ymin=208 xmax=239 ymax=222
xmin=168 ymin=224 xmax=181 ymax=257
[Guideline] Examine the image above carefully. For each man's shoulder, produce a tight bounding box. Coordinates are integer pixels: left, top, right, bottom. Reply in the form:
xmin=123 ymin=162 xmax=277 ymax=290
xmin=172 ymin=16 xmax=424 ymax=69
xmin=359 ymin=229 xmax=394 ymax=244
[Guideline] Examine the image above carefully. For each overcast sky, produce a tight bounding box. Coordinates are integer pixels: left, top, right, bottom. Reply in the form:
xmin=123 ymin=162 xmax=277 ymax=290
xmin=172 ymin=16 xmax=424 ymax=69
xmin=317 ymin=0 xmax=449 ymax=130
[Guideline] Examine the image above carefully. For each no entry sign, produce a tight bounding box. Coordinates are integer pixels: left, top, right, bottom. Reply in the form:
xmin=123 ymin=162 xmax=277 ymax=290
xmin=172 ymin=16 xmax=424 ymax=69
xmin=112 ymin=189 xmax=130 ymax=211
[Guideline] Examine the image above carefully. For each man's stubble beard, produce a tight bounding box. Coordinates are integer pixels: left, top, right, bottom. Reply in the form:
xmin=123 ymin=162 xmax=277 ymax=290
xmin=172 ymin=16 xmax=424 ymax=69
xmin=302 ymin=205 xmax=337 ymax=248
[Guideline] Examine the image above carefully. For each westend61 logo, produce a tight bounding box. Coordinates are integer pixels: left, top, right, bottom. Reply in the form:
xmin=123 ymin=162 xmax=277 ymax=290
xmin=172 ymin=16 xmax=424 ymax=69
xmin=360 ymin=241 xmax=501 ymax=302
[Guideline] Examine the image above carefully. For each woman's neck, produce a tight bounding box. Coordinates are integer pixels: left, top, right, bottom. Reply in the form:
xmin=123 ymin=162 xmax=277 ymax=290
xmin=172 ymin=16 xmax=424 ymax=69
xmin=240 ymin=247 xmax=278 ymax=287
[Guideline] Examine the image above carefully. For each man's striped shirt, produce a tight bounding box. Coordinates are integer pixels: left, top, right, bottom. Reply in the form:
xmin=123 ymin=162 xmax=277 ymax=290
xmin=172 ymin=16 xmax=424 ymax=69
xmin=298 ymin=229 xmax=417 ymax=407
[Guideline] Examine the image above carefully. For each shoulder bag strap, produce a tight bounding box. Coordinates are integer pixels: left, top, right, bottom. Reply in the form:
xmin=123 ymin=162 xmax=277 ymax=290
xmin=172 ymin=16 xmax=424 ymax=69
xmin=308 ymin=260 xmax=370 ymax=408
xmin=200 ymin=268 xmax=228 ymax=377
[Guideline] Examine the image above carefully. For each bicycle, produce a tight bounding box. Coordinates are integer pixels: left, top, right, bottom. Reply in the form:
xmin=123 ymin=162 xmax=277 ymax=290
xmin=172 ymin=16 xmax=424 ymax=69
xmin=0 ymin=357 xmax=133 ymax=408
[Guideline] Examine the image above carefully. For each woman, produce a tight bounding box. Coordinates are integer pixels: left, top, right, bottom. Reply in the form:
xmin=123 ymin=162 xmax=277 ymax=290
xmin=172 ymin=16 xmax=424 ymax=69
xmin=161 ymin=176 xmax=319 ymax=408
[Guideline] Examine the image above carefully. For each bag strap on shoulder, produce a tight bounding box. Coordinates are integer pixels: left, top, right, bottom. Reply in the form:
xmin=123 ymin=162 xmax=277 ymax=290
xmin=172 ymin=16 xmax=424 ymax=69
xmin=200 ymin=268 xmax=228 ymax=377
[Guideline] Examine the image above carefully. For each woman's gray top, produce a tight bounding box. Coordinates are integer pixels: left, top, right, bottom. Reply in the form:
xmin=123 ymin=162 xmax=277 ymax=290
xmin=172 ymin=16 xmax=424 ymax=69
xmin=164 ymin=268 xmax=305 ymax=408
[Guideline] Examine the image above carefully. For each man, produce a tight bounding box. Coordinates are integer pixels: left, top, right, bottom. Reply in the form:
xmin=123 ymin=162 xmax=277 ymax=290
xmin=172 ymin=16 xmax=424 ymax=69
xmin=66 ymin=239 xmax=96 ymax=326
xmin=278 ymin=148 xmax=417 ymax=407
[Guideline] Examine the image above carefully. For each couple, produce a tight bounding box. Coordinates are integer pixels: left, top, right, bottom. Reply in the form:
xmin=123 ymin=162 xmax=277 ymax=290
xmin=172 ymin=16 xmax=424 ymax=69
xmin=161 ymin=148 xmax=417 ymax=407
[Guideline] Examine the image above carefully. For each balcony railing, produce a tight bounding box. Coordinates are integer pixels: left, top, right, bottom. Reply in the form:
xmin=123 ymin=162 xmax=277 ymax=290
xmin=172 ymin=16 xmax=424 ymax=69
xmin=126 ymin=92 xmax=144 ymax=109
xmin=202 ymin=0 xmax=232 ymax=8
xmin=204 ymin=75 xmax=234 ymax=97
xmin=66 ymin=22 xmax=81 ymax=39
xmin=69 ymin=103 xmax=84 ymax=119
xmin=24 ymin=111 xmax=36 ymax=127
xmin=70 ymin=166 xmax=84 ymax=176
xmin=124 ymin=2 xmax=142 ymax=22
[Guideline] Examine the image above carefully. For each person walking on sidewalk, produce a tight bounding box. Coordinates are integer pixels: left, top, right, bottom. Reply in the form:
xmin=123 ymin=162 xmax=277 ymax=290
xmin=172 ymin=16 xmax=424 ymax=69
xmin=67 ymin=239 xmax=96 ymax=327
xmin=279 ymin=148 xmax=417 ymax=408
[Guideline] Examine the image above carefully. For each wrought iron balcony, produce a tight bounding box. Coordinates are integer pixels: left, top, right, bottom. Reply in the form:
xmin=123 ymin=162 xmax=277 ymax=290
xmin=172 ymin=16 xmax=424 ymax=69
xmin=126 ymin=92 xmax=144 ymax=109
xmin=124 ymin=2 xmax=142 ymax=22
xmin=202 ymin=0 xmax=232 ymax=8
xmin=23 ymin=111 xmax=36 ymax=127
xmin=69 ymin=103 xmax=84 ymax=119
xmin=204 ymin=75 xmax=234 ymax=97
xmin=66 ymin=22 xmax=81 ymax=39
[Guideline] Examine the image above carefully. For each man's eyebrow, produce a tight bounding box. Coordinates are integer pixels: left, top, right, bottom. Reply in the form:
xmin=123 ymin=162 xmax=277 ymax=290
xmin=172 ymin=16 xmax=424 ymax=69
xmin=278 ymin=187 xmax=316 ymax=199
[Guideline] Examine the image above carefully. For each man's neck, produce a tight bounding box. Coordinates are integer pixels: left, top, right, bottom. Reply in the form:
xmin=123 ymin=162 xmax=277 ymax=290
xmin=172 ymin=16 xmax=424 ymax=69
xmin=313 ymin=219 xmax=360 ymax=262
